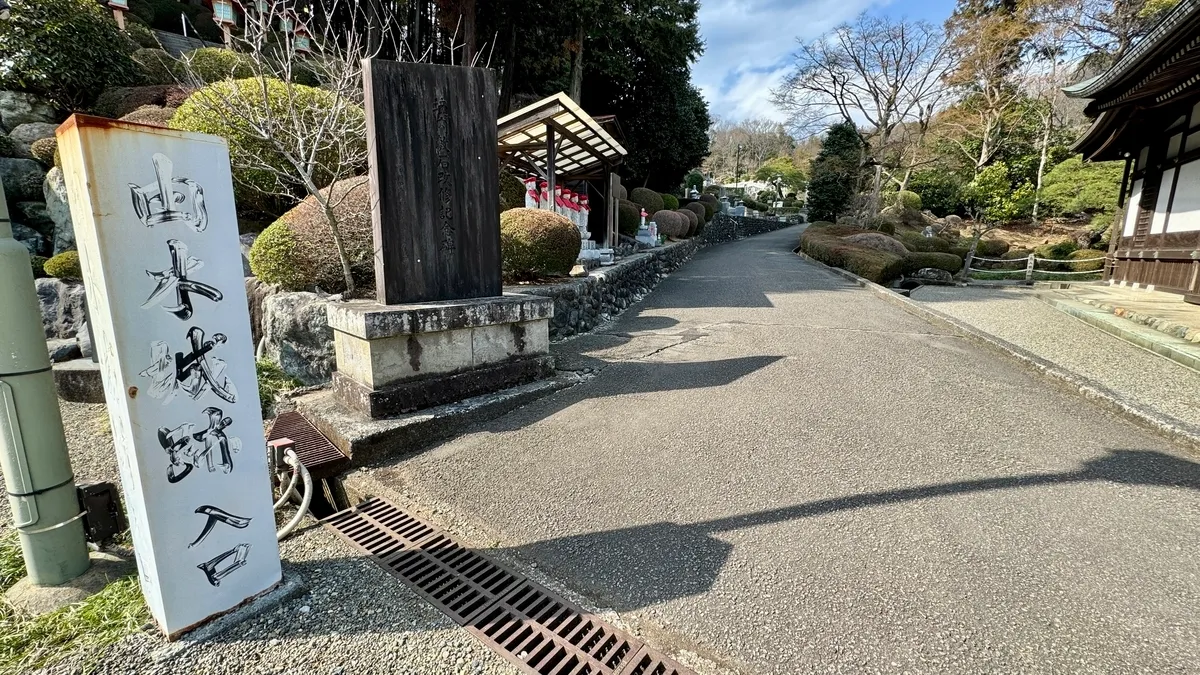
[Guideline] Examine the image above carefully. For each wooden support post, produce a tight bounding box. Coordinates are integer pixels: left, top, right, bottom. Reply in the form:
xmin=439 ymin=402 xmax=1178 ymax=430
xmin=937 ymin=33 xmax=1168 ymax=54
xmin=546 ymin=126 xmax=557 ymax=205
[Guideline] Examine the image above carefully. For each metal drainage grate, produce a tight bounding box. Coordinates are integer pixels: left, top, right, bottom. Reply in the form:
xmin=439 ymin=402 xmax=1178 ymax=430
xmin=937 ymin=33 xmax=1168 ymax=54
xmin=267 ymin=411 xmax=351 ymax=480
xmin=323 ymin=498 xmax=696 ymax=675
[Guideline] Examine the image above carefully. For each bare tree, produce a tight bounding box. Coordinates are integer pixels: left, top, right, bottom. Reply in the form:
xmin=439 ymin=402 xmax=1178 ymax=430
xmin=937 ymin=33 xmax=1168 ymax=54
xmin=703 ymin=118 xmax=796 ymax=182
xmin=1025 ymin=0 xmax=1178 ymax=66
xmin=772 ymin=14 xmax=953 ymax=216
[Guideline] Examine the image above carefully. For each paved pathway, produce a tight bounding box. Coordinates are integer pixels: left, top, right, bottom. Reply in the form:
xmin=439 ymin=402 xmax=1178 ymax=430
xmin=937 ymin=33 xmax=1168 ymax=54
xmin=373 ymin=226 xmax=1200 ymax=674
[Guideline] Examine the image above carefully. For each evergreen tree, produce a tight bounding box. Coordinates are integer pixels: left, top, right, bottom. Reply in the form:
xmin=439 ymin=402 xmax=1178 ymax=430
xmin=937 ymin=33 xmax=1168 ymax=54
xmin=806 ymin=122 xmax=863 ymax=223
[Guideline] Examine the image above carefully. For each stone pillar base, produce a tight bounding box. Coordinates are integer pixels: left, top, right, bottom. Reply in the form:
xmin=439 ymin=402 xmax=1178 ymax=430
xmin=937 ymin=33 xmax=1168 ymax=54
xmin=328 ymin=294 xmax=554 ymax=419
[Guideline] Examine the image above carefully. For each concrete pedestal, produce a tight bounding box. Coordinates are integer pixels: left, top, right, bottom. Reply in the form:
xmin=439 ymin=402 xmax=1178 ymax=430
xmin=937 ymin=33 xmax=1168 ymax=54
xmin=328 ymin=294 xmax=555 ymax=419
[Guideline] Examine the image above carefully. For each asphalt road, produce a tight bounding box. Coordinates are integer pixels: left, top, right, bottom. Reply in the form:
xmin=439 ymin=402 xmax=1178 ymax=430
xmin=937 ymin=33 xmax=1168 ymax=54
xmin=374 ymin=226 xmax=1200 ymax=674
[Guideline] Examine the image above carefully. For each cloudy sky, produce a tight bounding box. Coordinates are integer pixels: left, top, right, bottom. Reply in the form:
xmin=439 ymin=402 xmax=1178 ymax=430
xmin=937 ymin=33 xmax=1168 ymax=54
xmin=694 ymin=0 xmax=957 ymax=124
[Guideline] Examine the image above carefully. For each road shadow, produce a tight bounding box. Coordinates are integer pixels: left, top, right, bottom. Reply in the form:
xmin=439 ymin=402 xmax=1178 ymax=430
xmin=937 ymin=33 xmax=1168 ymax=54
xmin=499 ymin=448 xmax=1200 ymax=612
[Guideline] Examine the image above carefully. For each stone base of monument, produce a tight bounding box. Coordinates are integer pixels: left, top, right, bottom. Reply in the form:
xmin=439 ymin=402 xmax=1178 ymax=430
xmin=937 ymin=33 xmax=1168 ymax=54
xmin=328 ymin=294 xmax=556 ymax=419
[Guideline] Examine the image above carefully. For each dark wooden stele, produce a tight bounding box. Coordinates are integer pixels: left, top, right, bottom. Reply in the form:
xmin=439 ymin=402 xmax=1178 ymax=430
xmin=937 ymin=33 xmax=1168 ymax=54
xmin=364 ymin=60 xmax=502 ymax=305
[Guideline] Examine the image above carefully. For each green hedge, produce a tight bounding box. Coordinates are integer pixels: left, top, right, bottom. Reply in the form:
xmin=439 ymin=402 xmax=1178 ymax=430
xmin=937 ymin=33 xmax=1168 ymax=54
xmin=903 ymin=252 xmax=963 ymax=275
xmin=661 ymin=193 xmax=679 ymax=210
xmin=618 ymin=199 xmax=641 ymax=236
xmin=1068 ymin=249 xmax=1106 ymax=272
xmin=898 ymin=232 xmax=951 ymax=253
xmin=630 ymin=187 xmax=664 ymax=215
xmin=501 ymin=208 xmax=581 ymax=281
xmin=800 ymin=228 xmax=905 ymax=285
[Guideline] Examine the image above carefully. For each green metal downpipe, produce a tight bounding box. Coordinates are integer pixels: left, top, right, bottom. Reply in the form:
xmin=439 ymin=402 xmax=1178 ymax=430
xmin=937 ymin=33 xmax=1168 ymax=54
xmin=0 ymin=186 xmax=90 ymax=586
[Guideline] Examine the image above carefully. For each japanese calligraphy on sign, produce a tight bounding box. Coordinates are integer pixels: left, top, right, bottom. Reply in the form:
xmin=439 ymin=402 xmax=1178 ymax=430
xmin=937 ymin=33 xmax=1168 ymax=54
xmin=56 ymin=116 xmax=281 ymax=638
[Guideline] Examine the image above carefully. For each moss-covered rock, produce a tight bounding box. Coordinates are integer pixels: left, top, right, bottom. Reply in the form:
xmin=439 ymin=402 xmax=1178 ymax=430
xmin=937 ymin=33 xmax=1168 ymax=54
xmin=248 ymin=177 xmax=374 ymax=294
xmin=44 ymin=251 xmax=82 ymax=279
xmin=500 ymin=208 xmax=581 ymax=281
xmin=661 ymin=193 xmax=679 ymax=210
xmin=618 ymin=199 xmax=641 ymax=237
xmin=630 ymin=187 xmax=665 ymax=215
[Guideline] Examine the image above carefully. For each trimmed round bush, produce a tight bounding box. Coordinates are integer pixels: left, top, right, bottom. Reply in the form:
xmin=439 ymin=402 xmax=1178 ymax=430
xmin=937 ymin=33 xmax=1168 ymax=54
xmin=1068 ymin=248 xmax=1106 ymax=272
xmin=840 ymin=233 xmax=909 ymax=256
xmin=675 ymin=208 xmax=699 ymax=237
xmin=652 ymin=210 xmax=685 ymax=238
xmin=684 ymin=202 xmax=706 ymax=224
xmin=133 ymin=48 xmax=176 ymax=84
xmin=171 ymin=77 xmax=366 ymax=207
xmin=122 ymin=105 xmax=176 ymax=127
xmin=1034 ymin=239 xmax=1079 ymax=260
xmin=29 ymin=137 xmax=57 ymax=166
xmin=1002 ymin=248 xmax=1034 ymax=260
xmin=176 ymin=47 xmax=255 ymax=84
xmin=92 ymin=84 xmax=189 ymax=119
xmin=903 ymin=252 xmax=963 ymax=275
xmin=614 ymin=184 xmax=628 ymax=201
xmin=0 ymin=0 xmax=142 ymax=111
xmin=630 ymin=187 xmax=665 ymax=215
xmin=702 ymin=202 xmax=715 ymax=221
xmin=975 ymin=239 xmax=1010 ymax=257
xmin=898 ymin=232 xmax=951 ymax=253
xmin=891 ymin=190 xmax=922 ymax=211
xmin=699 ymin=193 xmax=719 ymax=207
xmin=249 ymin=177 xmax=375 ymax=294
xmin=618 ymin=199 xmax=641 ymax=237
xmin=500 ymin=208 xmax=581 ymax=281
xmin=30 ymin=255 xmax=48 ymax=278
xmin=44 ymin=251 xmax=82 ymax=279
xmin=661 ymin=193 xmax=680 ymax=210
xmin=499 ymin=169 xmax=525 ymax=212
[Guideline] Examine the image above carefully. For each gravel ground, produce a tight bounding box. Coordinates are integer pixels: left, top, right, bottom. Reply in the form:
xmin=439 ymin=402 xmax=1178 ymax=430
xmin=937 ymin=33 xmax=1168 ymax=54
xmin=1 ymin=401 xmax=519 ymax=675
xmin=913 ymin=286 xmax=1200 ymax=429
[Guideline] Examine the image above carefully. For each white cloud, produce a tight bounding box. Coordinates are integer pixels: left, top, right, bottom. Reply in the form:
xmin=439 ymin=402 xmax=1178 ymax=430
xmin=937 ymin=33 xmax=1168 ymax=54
xmin=694 ymin=0 xmax=880 ymax=123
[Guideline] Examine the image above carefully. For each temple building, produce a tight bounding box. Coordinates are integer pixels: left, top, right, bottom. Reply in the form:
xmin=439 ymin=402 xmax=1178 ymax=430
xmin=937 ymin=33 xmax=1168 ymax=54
xmin=1067 ymin=0 xmax=1200 ymax=303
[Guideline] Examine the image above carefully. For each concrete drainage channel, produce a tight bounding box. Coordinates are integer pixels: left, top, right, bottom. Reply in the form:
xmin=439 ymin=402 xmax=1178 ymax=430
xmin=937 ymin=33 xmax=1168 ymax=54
xmin=324 ymin=497 xmax=692 ymax=675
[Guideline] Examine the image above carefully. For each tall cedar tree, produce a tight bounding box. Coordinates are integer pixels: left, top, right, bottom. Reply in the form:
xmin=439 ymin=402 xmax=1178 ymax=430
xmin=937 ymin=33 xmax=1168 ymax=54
xmin=807 ymin=122 xmax=863 ymax=223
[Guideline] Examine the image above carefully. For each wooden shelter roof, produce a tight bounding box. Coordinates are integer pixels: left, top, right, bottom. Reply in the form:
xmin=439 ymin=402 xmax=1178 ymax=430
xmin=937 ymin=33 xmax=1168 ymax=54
xmin=497 ymin=93 xmax=627 ymax=181
xmin=1067 ymin=0 xmax=1200 ymax=160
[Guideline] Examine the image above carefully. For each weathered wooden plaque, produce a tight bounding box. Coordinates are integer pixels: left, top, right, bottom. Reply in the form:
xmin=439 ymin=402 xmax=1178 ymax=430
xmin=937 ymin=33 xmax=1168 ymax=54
xmin=364 ymin=60 xmax=502 ymax=304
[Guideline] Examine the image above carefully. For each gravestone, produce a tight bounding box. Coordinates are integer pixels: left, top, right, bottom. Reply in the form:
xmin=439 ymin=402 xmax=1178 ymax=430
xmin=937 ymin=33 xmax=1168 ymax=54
xmin=364 ymin=60 xmax=501 ymax=305
xmin=57 ymin=116 xmax=281 ymax=637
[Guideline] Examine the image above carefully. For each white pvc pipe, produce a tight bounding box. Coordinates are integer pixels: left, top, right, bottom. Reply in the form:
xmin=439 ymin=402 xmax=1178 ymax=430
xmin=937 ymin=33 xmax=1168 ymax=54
xmin=275 ymin=449 xmax=312 ymax=541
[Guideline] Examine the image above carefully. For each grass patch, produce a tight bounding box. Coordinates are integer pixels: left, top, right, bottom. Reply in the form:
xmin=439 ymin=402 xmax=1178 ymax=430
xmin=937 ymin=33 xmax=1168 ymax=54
xmin=0 ymin=576 xmax=149 ymax=675
xmin=0 ymin=531 xmax=147 ymax=675
xmin=257 ymin=359 xmax=302 ymax=417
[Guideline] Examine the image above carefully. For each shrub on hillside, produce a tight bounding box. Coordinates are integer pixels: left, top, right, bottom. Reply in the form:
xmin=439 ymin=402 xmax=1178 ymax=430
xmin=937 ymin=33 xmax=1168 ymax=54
xmin=1068 ymin=248 xmax=1106 ymax=272
xmin=133 ymin=48 xmax=177 ymax=85
xmin=175 ymin=48 xmax=256 ymax=84
xmin=841 ymin=233 xmax=909 ymax=256
xmin=1041 ymin=156 xmax=1123 ymax=216
xmin=800 ymin=229 xmax=905 ymax=285
xmin=249 ymin=177 xmax=374 ymax=293
xmin=171 ymin=77 xmax=366 ymax=207
xmin=661 ymin=193 xmax=680 ymax=210
xmin=44 ymin=251 xmax=82 ymax=279
xmin=618 ymin=199 xmax=642 ymax=236
xmin=890 ymin=190 xmax=922 ymax=211
xmin=903 ymin=252 xmax=962 ymax=275
xmin=0 ymin=0 xmax=142 ymax=111
xmin=630 ymin=187 xmax=665 ymax=215
xmin=92 ymin=84 xmax=189 ymax=119
xmin=499 ymin=169 xmax=525 ymax=212
xmin=898 ymin=232 xmax=951 ymax=253
xmin=500 ymin=208 xmax=581 ymax=281
xmin=122 ymin=105 xmax=176 ymax=127
xmin=684 ymin=202 xmax=707 ymax=224
xmin=675 ymin=208 xmax=699 ymax=237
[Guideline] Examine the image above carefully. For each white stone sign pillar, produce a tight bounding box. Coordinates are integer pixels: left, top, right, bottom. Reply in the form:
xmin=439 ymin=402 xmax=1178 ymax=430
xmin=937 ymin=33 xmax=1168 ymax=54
xmin=56 ymin=116 xmax=281 ymax=638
